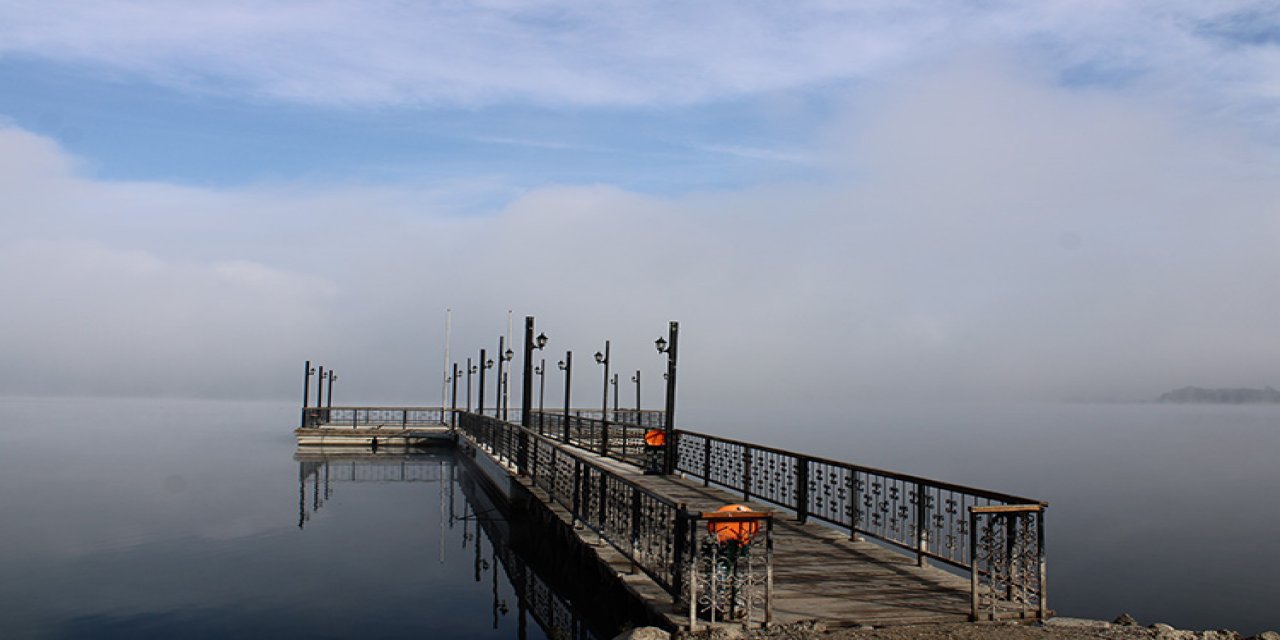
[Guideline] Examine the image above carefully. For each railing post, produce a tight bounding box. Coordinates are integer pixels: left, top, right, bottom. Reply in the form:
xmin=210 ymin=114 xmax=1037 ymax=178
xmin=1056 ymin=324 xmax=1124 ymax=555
xmin=1038 ymin=509 xmax=1048 ymax=620
xmin=969 ymin=508 xmax=979 ymax=621
xmin=598 ymin=470 xmax=608 ymax=529
xmin=572 ymin=459 xmax=583 ymax=528
xmin=915 ymin=482 xmax=928 ymax=567
xmin=702 ymin=436 xmax=711 ymax=486
xmin=742 ymin=447 xmax=752 ymax=501
xmin=629 ymin=490 xmax=642 ymax=574
xmin=672 ymin=504 xmax=689 ymax=606
xmin=796 ymin=457 xmax=810 ymax=524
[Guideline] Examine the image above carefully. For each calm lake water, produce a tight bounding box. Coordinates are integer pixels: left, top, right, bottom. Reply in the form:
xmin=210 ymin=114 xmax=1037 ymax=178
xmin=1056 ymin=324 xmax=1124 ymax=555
xmin=2 ymin=396 xmax=1278 ymax=636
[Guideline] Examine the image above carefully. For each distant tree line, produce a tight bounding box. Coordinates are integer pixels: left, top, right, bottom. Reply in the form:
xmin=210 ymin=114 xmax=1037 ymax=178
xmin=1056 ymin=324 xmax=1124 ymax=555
xmin=1158 ymin=386 xmax=1280 ymax=404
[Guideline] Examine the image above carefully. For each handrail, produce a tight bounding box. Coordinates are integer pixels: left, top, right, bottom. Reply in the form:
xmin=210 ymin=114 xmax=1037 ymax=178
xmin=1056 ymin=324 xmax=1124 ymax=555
xmin=457 ymin=412 xmax=689 ymax=596
xmin=672 ymin=428 xmax=1046 ymax=572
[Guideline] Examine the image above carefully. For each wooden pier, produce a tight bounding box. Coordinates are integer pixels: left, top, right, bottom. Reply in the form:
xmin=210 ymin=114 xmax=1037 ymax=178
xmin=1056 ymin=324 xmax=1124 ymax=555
xmin=297 ymin=405 xmax=1047 ymax=630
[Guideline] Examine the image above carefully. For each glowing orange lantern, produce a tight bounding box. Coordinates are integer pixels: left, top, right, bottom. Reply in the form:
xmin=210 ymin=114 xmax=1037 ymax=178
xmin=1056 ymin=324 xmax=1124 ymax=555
xmin=644 ymin=429 xmax=666 ymax=446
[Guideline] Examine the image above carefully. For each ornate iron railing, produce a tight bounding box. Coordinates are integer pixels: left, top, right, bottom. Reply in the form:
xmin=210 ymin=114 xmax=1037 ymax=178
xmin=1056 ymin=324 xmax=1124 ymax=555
xmin=457 ymin=413 xmax=774 ymax=626
xmin=672 ymin=430 xmax=1047 ymax=606
xmin=970 ymin=505 xmax=1046 ymax=621
xmin=684 ymin=510 xmax=774 ymax=630
xmin=529 ymin=411 xmax=652 ymax=465
xmin=302 ymin=406 xmax=449 ymax=428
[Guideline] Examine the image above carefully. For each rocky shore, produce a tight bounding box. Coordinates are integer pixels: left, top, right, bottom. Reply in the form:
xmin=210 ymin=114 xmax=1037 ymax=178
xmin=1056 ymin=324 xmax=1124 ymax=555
xmin=616 ymin=616 xmax=1280 ymax=640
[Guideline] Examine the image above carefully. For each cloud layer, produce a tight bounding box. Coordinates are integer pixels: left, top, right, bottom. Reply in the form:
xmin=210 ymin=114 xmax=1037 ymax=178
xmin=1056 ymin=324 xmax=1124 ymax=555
xmin=3 ymin=59 xmax=1278 ymax=408
xmin=0 ymin=2 xmax=1276 ymax=127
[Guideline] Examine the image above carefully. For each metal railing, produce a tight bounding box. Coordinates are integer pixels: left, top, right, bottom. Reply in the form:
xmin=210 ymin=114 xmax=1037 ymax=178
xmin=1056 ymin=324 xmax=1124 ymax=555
xmin=672 ymin=429 xmax=1047 ymax=618
xmin=457 ymin=413 xmax=774 ymax=626
xmin=970 ymin=505 xmax=1046 ymax=621
xmin=529 ymin=411 xmax=653 ymax=465
xmin=302 ymin=406 xmax=449 ymax=428
xmin=673 ymin=430 xmax=1043 ymax=568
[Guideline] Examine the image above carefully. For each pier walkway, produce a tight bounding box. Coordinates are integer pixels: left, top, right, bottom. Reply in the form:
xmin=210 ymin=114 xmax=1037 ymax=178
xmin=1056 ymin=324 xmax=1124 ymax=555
xmin=298 ymin=405 xmax=1047 ymax=630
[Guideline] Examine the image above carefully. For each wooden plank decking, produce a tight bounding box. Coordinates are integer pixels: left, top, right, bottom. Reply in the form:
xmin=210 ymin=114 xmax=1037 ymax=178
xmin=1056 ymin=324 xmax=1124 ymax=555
xmin=561 ymin=446 xmax=976 ymax=627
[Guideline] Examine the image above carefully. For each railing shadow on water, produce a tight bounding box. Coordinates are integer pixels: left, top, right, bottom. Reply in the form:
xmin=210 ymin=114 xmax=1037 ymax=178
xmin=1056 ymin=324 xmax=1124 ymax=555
xmin=296 ymin=450 xmax=629 ymax=639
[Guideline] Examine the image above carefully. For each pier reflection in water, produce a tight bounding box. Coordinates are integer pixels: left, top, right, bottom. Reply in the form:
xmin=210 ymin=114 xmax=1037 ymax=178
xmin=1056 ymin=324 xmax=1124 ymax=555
xmin=297 ymin=450 xmax=607 ymax=640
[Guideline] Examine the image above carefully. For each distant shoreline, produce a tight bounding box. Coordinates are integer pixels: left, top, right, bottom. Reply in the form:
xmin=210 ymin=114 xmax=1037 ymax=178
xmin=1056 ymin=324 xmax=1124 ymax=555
xmin=1156 ymin=386 xmax=1280 ymax=404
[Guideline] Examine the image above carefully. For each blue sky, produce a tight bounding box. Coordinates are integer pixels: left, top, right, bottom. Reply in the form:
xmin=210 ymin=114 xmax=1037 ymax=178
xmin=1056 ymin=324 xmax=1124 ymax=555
xmin=2 ymin=2 xmax=1280 ymax=407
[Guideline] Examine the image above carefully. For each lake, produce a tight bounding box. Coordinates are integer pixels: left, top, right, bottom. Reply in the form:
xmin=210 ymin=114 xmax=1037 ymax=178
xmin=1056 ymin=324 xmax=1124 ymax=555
xmin=2 ymin=396 xmax=1277 ymax=636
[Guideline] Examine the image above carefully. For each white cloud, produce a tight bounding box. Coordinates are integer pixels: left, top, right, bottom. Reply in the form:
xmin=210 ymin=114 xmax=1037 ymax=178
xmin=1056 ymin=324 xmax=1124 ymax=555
xmin=1 ymin=1 xmax=1277 ymax=136
xmin=1 ymin=57 xmax=1279 ymax=406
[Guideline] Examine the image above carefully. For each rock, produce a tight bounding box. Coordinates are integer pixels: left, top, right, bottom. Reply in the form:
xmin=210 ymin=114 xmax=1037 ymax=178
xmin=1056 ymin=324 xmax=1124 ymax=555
xmin=1115 ymin=613 xmax=1140 ymax=626
xmin=1200 ymin=631 xmax=1241 ymax=640
xmin=1152 ymin=624 xmax=1176 ymax=633
xmin=1249 ymin=633 xmax=1280 ymax=640
xmin=1045 ymin=617 xmax=1112 ymax=629
xmin=613 ymin=627 xmax=671 ymax=640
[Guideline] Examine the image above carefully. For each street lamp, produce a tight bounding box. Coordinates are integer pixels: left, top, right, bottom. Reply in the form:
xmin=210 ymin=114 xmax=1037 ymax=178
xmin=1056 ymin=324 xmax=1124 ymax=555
xmin=466 ymin=358 xmax=476 ymax=412
xmin=655 ymin=321 xmax=679 ymax=475
xmin=449 ymin=363 xmax=459 ymax=426
xmin=595 ymin=341 xmax=610 ymax=455
xmin=327 ymin=371 xmax=336 ymax=409
xmin=478 ymin=349 xmax=493 ymax=416
xmin=317 ymin=366 xmax=327 ymax=409
xmin=558 ymin=353 xmax=572 ymax=443
xmin=631 ymin=370 xmax=640 ymax=423
xmin=534 ymin=359 xmax=547 ymax=432
xmin=301 ymin=360 xmax=316 ymax=427
xmin=519 ymin=317 xmax=547 ymax=430
xmin=611 ymin=373 xmax=619 ymax=414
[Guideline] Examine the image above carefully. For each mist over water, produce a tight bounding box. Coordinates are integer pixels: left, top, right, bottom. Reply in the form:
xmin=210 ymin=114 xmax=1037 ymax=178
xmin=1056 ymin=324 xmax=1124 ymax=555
xmin=2 ymin=396 xmax=1278 ymax=636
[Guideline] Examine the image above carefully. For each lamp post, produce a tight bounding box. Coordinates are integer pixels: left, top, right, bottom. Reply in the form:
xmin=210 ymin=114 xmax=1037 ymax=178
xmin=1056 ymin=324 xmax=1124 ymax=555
xmin=594 ymin=341 xmax=610 ymax=456
xmin=558 ymin=353 xmax=572 ymax=443
xmin=301 ymin=360 xmax=316 ymax=427
xmin=478 ymin=349 xmax=493 ymax=417
xmin=502 ymin=346 xmax=514 ymax=421
xmin=466 ymin=358 xmax=475 ymax=412
xmin=326 ymin=372 xmax=336 ymax=409
xmin=450 ymin=363 xmax=459 ymax=427
xmin=611 ymin=373 xmax=619 ymax=415
xmin=655 ymin=321 xmax=679 ymax=475
xmin=631 ymin=370 xmax=641 ymax=424
xmin=537 ymin=360 xmax=547 ymax=411
xmin=518 ymin=317 xmax=548 ymax=474
xmin=316 ymin=366 xmax=326 ymax=408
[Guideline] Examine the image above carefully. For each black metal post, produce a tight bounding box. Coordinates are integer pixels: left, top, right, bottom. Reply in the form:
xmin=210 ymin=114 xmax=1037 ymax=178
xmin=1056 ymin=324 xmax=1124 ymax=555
xmin=611 ymin=373 xmax=619 ymax=414
xmin=518 ymin=317 xmax=535 ymax=474
xmin=497 ymin=335 xmax=505 ymax=420
xmin=632 ymin=370 xmax=640 ymax=423
xmin=478 ymin=348 xmax=488 ymax=417
xmin=301 ymin=360 xmax=315 ymax=428
xmin=450 ymin=362 xmax=459 ymax=427
xmin=538 ymin=358 xmax=546 ymax=415
xmin=316 ymin=365 xmax=325 ymax=408
xmin=326 ymin=371 xmax=335 ymax=409
xmin=661 ymin=321 xmax=679 ymax=475
xmin=597 ymin=340 xmax=610 ymax=455
xmin=466 ymin=357 xmax=474 ymax=412
xmin=560 ymin=352 xmax=572 ymax=443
